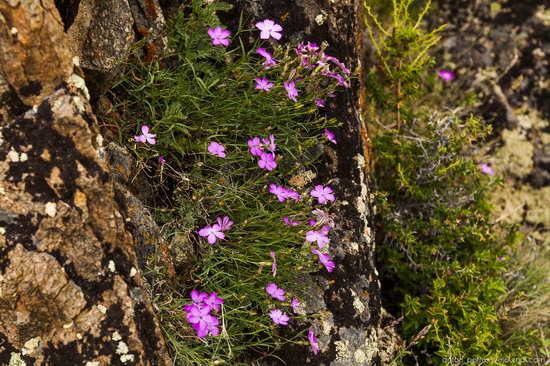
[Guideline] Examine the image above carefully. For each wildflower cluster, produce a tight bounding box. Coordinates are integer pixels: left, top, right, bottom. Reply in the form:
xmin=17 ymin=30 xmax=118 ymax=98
xmin=115 ymin=1 xmax=352 ymax=362
xmin=184 ymin=290 xmax=224 ymax=338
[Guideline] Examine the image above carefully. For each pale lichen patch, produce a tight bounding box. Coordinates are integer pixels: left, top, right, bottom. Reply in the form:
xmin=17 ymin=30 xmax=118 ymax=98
xmin=351 ymin=289 xmax=366 ymax=314
xmin=108 ymin=260 xmax=116 ymax=272
xmin=335 ymin=340 xmax=351 ymax=360
xmin=120 ymin=354 xmax=135 ymax=363
xmin=44 ymin=202 xmax=57 ymax=217
xmin=7 ymin=149 xmax=20 ymax=162
xmin=129 ymin=267 xmax=137 ymax=277
xmin=97 ymin=304 xmax=107 ymax=314
xmin=8 ymin=352 xmax=25 ymax=366
xmin=354 ymin=349 xmax=367 ymax=364
xmin=116 ymin=341 xmax=129 ymax=355
xmin=21 ymin=337 xmax=41 ymax=355
xmin=112 ymin=331 xmax=122 ymax=341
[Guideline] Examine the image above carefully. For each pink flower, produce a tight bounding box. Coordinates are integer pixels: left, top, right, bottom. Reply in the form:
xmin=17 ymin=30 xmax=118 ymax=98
xmin=284 ymin=188 xmax=300 ymax=202
xmin=207 ymin=26 xmax=231 ymax=47
xmin=290 ymin=297 xmax=301 ymax=313
xmin=216 ymin=216 xmax=233 ymax=231
xmin=310 ymin=185 xmax=335 ymax=204
xmin=316 ymin=98 xmax=325 ymax=107
xmin=258 ymin=152 xmax=277 ymax=171
xmin=306 ymin=230 xmax=330 ymax=248
xmin=208 ymin=141 xmax=226 ymax=158
xmin=265 ymin=282 xmax=286 ymax=301
xmin=256 ymin=48 xmax=277 ymax=67
xmin=255 ymin=77 xmax=274 ymax=91
xmin=283 ymin=81 xmax=298 ymax=102
xmin=262 ymin=134 xmax=276 ymax=153
xmin=323 ymin=130 xmax=337 ymax=144
xmin=282 ymin=216 xmax=300 ymax=227
xmin=198 ymin=224 xmax=225 ymax=244
xmin=186 ymin=304 xmax=218 ymax=338
xmin=203 ymin=292 xmax=224 ymax=312
xmin=269 ymin=309 xmax=290 ymax=325
xmin=308 ymin=328 xmax=319 ymax=354
xmin=248 ymin=136 xmax=264 ymax=157
xmin=134 ymin=125 xmax=156 ymax=145
xmin=270 ymin=250 xmax=277 ymax=277
xmin=479 ymin=163 xmax=494 ymax=176
xmin=312 ymin=249 xmax=335 ymax=273
xmin=256 ymin=19 xmax=283 ymax=40
xmin=269 ymin=184 xmax=288 ymax=202
xmin=190 ymin=289 xmax=208 ymax=305
xmin=158 ymin=155 xmax=166 ymax=165
xmin=438 ymin=70 xmax=455 ymax=81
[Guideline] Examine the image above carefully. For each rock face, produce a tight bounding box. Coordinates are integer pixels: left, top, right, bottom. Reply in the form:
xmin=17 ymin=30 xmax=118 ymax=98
xmin=222 ymin=1 xmax=394 ymax=365
xmin=0 ymin=0 xmax=170 ymax=364
xmin=62 ymin=0 xmax=166 ymax=98
xmin=0 ymin=0 xmax=74 ymax=122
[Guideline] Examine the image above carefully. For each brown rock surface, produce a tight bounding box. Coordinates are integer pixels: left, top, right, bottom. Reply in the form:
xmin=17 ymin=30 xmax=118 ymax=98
xmin=0 ymin=0 xmax=170 ymax=364
xmin=0 ymin=0 xmax=74 ymax=122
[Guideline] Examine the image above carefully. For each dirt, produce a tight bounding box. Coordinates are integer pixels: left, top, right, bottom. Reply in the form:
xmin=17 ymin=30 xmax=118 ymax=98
xmin=432 ymin=0 xmax=550 ymax=243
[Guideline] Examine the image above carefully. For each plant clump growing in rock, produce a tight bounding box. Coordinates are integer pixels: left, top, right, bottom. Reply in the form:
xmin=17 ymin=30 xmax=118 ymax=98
xmin=105 ymin=1 xmax=352 ymax=364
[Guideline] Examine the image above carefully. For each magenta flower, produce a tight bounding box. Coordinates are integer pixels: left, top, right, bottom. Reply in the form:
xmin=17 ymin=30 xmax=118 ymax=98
xmin=284 ymin=81 xmax=298 ymax=102
xmin=262 ymin=134 xmax=276 ymax=153
xmin=198 ymin=224 xmax=225 ymax=244
xmin=191 ymin=289 xmax=208 ymax=304
xmin=207 ymin=26 xmax=231 ymax=47
xmin=282 ymin=216 xmax=300 ymax=227
xmin=134 ymin=125 xmax=157 ymax=145
xmin=216 ymin=216 xmax=233 ymax=231
xmin=308 ymin=328 xmax=319 ymax=354
xmin=310 ymin=185 xmax=335 ymax=204
xmin=248 ymin=136 xmax=264 ymax=157
xmin=256 ymin=19 xmax=283 ymax=40
xmin=255 ymin=77 xmax=274 ymax=91
xmin=270 ymin=250 xmax=277 ymax=277
xmin=479 ymin=163 xmax=494 ymax=176
xmin=265 ymin=282 xmax=286 ymax=301
xmin=208 ymin=141 xmax=226 ymax=158
xmin=323 ymin=130 xmax=337 ymax=144
xmin=290 ymin=296 xmax=301 ymax=313
xmin=316 ymin=98 xmax=325 ymax=108
xmin=158 ymin=155 xmax=166 ymax=165
xmin=269 ymin=309 xmax=290 ymax=325
xmin=269 ymin=184 xmax=288 ymax=202
xmin=438 ymin=70 xmax=455 ymax=81
xmin=284 ymin=188 xmax=300 ymax=202
xmin=203 ymin=292 xmax=224 ymax=312
xmin=256 ymin=48 xmax=277 ymax=67
xmin=258 ymin=152 xmax=277 ymax=171
xmin=186 ymin=304 xmax=217 ymax=338
xmin=312 ymin=249 xmax=335 ymax=273
xmin=309 ymin=219 xmax=317 ymax=227
xmin=306 ymin=230 xmax=330 ymax=248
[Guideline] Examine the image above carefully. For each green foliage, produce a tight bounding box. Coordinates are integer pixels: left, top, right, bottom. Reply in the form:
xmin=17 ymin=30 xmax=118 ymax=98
xmin=107 ymin=1 xmax=349 ymax=365
xmin=364 ymin=0 xmax=445 ymax=127
xmin=363 ymin=0 xmax=540 ymax=364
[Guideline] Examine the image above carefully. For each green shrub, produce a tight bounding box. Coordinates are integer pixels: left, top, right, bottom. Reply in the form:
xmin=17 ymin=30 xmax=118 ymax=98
xmin=363 ymin=0 xmax=538 ymax=364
